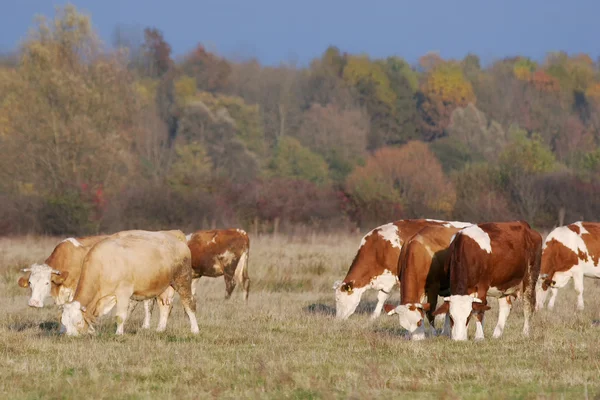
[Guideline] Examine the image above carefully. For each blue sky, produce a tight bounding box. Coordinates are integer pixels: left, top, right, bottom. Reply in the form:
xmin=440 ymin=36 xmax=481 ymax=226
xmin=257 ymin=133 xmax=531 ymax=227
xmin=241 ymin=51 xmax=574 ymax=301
xmin=1 ymin=0 xmax=598 ymax=66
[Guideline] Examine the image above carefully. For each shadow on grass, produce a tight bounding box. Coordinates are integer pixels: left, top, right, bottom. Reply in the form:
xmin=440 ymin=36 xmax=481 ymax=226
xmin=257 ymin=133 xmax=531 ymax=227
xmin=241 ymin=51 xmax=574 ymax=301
xmin=7 ymin=320 xmax=61 ymax=335
xmin=302 ymin=300 xmax=381 ymax=317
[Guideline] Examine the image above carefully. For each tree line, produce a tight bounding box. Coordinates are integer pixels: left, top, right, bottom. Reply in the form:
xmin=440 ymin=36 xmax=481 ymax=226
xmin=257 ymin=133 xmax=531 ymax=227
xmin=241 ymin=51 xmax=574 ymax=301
xmin=1 ymin=5 xmax=599 ymax=236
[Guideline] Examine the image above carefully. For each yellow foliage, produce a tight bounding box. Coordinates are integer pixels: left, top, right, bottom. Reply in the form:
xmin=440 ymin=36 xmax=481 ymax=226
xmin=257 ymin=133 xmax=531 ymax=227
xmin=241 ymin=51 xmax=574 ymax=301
xmin=174 ymin=75 xmax=197 ymax=106
xmin=342 ymin=55 xmax=397 ymax=107
xmin=134 ymin=78 xmax=159 ymax=106
xmin=421 ymin=62 xmax=475 ymax=106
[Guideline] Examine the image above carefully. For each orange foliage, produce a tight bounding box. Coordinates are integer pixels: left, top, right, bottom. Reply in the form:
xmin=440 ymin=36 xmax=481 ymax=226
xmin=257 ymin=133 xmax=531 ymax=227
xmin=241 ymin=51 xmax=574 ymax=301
xmin=346 ymin=141 xmax=456 ymax=216
xmin=530 ymin=70 xmax=560 ymax=92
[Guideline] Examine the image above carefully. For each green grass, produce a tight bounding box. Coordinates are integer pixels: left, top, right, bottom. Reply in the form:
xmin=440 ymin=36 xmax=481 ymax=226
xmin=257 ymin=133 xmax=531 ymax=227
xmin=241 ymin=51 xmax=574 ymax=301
xmin=1 ymin=234 xmax=599 ymax=399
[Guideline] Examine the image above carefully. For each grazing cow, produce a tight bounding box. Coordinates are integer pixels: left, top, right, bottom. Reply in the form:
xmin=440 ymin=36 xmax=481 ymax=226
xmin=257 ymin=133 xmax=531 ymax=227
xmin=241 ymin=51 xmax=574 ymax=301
xmin=536 ymin=222 xmax=600 ymax=311
xmin=186 ymin=229 xmax=250 ymax=301
xmin=18 ymin=235 xmax=109 ymax=307
xmin=432 ymin=221 xmax=542 ymax=341
xmin=333 ymin=219 xmax=471 ymax=320
xmin=60 ymin=230 xmax=199 ymax=336
xmin=384 ymin=224 xmax=467 ymax=340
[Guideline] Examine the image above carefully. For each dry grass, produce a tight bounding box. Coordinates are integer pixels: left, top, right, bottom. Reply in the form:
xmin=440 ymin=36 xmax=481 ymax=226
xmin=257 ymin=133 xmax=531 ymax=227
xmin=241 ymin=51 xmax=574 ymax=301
xmin=1 ymin=233 xmax=600 ymax=399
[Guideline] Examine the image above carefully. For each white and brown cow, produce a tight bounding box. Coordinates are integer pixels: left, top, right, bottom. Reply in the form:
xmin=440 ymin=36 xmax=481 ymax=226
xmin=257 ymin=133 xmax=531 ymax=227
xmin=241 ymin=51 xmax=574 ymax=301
xmin=432 ymin=221 xmax=542 ymax=341
xmin=384 ymin=223 xmax=468 ymax=340
xmin=60 ymin=230 xmax=199 ymax=336
xmin=536 ymin=222 xmax=600 ymax=311
xmin=333 ymin=219 xmax=471 ymax=320
xmin=186 ymin=229 xmax=250 ymax=301
xmin=18 ymin=235 xmax=109 ymax=307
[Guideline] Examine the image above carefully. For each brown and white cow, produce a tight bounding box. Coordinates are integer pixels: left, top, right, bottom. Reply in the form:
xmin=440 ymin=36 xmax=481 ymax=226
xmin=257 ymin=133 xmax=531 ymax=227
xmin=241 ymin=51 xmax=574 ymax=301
xmin=384 ymin=224 xmax=468 ymax=340
xmin=18 ymin=235 xmax=109 ymax=308
xmin=333 ymin=219 xmax=471 ymax=320
xmin=536 ymin=222 xmax=600 ymax=311
xmin=432 ymin=221 xmax=542 ymax=341
xmin=60 ymin=230 xmax=199 ymax=336
xmin=186 ymin=229 xmax=250 ymax=301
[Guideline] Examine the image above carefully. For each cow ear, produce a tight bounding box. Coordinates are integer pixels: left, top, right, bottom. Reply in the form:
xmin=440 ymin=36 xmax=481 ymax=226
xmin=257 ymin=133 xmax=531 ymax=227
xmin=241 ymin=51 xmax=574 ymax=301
xmin=51 ymin=271 xmax=68 ymax=284
xmin=421 ymin=303 xmax=431 ymax=311
xmin=432 ymin=301 xmax=449 ymax=316
xmin=18 ymin=277 xmax=29 ymax=288
xmin=342 ymin=281 xmax=354 ymax=294
xmin=472 ymin=303 xmax=491 ymax=312
xmin=383 ymin=304 xmax=396 ymax=315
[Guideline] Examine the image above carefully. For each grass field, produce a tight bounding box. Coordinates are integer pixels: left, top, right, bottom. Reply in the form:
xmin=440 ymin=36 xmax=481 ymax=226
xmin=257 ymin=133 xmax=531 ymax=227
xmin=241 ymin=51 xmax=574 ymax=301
xmin=1 ymin=233 xmax=600 ymax=399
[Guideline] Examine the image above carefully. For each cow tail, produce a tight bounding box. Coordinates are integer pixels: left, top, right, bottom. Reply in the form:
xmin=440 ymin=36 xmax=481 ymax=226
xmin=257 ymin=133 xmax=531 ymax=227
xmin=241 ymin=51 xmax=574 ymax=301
xmin=234 ymin=239 xmax=250 ymax=301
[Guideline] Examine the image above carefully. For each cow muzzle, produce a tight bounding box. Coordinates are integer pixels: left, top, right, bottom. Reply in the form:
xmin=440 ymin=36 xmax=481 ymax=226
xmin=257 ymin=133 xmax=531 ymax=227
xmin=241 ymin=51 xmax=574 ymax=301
xmin=28 ymin=299 xmax=43 ymax=308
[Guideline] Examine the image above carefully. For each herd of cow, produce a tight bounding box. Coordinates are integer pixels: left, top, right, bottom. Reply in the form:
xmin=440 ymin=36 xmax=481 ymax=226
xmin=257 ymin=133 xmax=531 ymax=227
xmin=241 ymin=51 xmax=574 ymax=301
xmin=17 ymin=229 xmax=249 ymax=336
xmin=333 ymin=219 xmax=600 ymax=341
xmin=14 ymin=218 xmax=600 ymax=341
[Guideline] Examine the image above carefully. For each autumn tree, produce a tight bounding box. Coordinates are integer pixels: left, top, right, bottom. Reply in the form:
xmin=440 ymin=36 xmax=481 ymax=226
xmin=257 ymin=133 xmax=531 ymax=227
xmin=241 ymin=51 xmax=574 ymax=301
xmin=181 ymin=44 xmax=231 ymax=92
xmin=296 ymin=103 xmax=368 ymax=181
xmin=269 ymin=137 xmax=329 ymax=184
xmin=417 ymin=61 xmax=476 ymax=140
xmin=345 ymin=141 xmax=456 ymax=226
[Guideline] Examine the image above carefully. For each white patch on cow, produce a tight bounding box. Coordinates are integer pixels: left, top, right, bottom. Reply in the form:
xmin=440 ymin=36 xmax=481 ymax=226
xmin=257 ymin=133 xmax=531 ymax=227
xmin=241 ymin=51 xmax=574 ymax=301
xmin=390 ymin=304 xmax=426 ymax=340
xmin=185 ymin=233 xmax=192 ymax=241
xmin=56 ymin=286 xmax=74 ymax=305
xmin=60 ymin=301 xmax=86 ymax=336
xmin=574 ymin=221 xmax=589 ymax=235
xmin=61 ymin=237 xmax=82 ymax=247
xmin=543 ymin=226 xmax=587 ymax=255
xmin=443 ymin=221 xmax=472 ymax=229
xmin=377 ymin=224 xmax=401 ymax=249
xmin=220 ymin=250 xmax=236 ymax=266
xmin=448 ymin=295 xmax=476 ymax=341
xmin=369 ymin=269 xmax=398 ymax=290
xmin=334 ymin=285 xmax=368 ymax=320
xmin=23 ymin=263 xmax=55 ymax=308
xmin=461 ymin=225 xmax=492 ymax=253
xmin=236 ymin=229 xmax=247 ymax=236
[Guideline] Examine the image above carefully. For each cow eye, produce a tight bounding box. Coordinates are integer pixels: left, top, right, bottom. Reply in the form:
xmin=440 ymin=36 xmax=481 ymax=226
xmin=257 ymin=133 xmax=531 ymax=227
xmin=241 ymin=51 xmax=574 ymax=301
xmin=46 ymin=282 xmax=49 ymax=285
xmin=28 ymin=281 xmax=31 ymax=286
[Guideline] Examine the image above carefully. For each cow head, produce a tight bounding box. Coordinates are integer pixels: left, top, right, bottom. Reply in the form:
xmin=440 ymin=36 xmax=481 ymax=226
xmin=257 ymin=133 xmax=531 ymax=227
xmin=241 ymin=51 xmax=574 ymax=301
xmin=18 ymin=264 xmax=68 ymax=308
xmin=332 ymin=280 xmax=366 ymax=320
xmin=384 ymin=302 xmax=430 ymax=340
xmin=60 ymin=301 xmax=94 ymax=336
xmin=432 ymin=295 xmax=490 ymax=341
xmin=536 ymin=270 xmax=571 ymax=310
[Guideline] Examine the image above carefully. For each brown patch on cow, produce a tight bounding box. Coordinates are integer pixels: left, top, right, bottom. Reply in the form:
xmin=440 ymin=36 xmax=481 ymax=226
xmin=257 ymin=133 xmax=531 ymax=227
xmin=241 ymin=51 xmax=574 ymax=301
xmin=432 ymin=301 xmax=449 ymax=316
xmin=187 ymin=229 xmax=251 ymax=299
xmin=342 ymin=219 xmax=453 ymax=290
xmin=383 ymin=304 xmax=395 ymax=314
xmin=580 ymin=223 xmax=600 ymax=266
xmin=541 ymin=239 xmax=580 ymax=283
xmin=446 ymin=221 xmax=542 ymax=316
xmin=568 ymin=225 xmax=581 ymax=235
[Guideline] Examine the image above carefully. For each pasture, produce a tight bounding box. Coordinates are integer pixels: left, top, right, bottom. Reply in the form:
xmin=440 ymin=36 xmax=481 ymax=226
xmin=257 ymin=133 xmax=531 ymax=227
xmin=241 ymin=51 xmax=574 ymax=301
xmin=1 ymin=234 xmax=599 ymax=399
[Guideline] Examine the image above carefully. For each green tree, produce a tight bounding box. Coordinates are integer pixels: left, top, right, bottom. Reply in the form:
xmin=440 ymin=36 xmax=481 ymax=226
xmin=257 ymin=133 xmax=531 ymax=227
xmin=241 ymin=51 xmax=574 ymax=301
xmin=269 ymin=137 xmax=329 ymax=184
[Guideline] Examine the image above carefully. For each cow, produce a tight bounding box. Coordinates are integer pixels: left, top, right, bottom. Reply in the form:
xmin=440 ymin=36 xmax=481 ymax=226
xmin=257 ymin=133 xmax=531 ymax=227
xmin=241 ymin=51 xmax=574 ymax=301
xmin=432 ymin=221 xmax=542 ymax=341
xmin=60 ymin=230 xmax=199 ymax=336
xmin=186 ymin=229 xmax=250 ymax=301
xmin=333 ymin=219 xmax=472 ymax=320
xmin=536 ymin=222 xmax=600 ymax=311
xmin=384 ymin=224 xmax=467 ymax=340
xmin=18 ymin=235 xmax=109 ymax=308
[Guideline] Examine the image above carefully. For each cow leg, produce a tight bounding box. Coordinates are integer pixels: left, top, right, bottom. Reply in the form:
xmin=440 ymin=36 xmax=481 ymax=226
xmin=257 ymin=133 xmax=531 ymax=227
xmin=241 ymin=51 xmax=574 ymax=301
xmin=573 ymin=272 xmax=585 ymax=311
xmin=171 ymin=278 xmax=200 ymax=334
xmin=474 ymin=312 xmax=485 ymax=341
xmin=156 ymin=287 xmax=175 ymax=332
xmin=492 ymin=297 xmax=512 ymax=338
xmin=547 ymin=287 xmax=558 ymax=310
xmin=371 ymin=289 xmax=391 ymax=319
xmin=114 ymin=296 xmax=131 ymax=336
xmin=142 ymin=299 xmax=155 ymax=329
xmin=224 ymin=273 xmax=236 ymax=300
